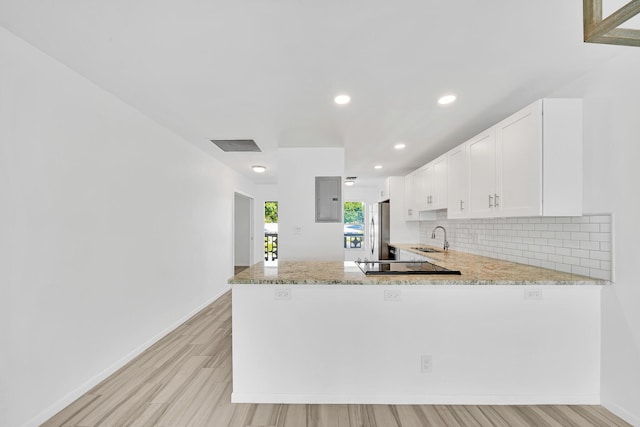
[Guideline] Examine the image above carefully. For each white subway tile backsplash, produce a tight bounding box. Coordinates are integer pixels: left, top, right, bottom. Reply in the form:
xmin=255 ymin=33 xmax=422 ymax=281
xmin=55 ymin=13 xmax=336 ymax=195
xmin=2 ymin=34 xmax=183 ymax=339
xmin=571 ymin=232 xmax=590 ymax=241
xmin=580 ymin=241 xmax=600 ymax=250
xmin=580 ymin=223 xmax=600 ymax=232
xmin=419 ymin=212 xmax=612 ymax=280
xmin=589 ymin=215 xmax=611 ymax=224
xmin=548 ymin=239 xmax=563 ymax=247
xmin=571 ymin=248 xmax=590 ymax=258
xmin=581 ymin=258 xmax=600 ymax=269
xmin=563 ymin=240 xmax=580 ymax=249
xmin=590 ymin=232 xmax=611 ymax=242
xmin=563 ymin=224 xmax=580 ymax=232
xmin=563 ymin=256 xmax=580 ymax=266
xmin=548 ymin=254 xmax=564 ymax=263
xmin=590 ymin=251 xmax=610 ymax=261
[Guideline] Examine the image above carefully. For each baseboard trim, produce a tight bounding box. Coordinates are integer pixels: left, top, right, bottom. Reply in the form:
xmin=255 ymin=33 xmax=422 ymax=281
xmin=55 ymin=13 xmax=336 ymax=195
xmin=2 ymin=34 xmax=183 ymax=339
xmin=21 ymin=286 xmax=230 ymax=427
xmin=231 ymin=392 xmax=600 ymax=406
xmin=601 ymin=398 xmax=639 ymax=426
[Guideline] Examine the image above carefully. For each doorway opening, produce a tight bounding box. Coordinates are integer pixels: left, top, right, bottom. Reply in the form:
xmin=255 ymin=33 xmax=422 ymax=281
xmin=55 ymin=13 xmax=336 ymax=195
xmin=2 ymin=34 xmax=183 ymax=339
xmin=264 ymin=201 xmax=278 ymax=263
xmin=234 ymin=193 xmax=254 ymax=274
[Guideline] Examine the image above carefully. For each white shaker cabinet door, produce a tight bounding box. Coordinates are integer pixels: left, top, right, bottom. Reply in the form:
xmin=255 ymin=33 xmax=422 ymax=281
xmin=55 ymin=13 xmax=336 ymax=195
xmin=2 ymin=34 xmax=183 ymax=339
xmin=496 ymin=100 xmax=543 ymax=217
xmin=447 ymin=143 xmax=467 ymax=218
xmin=467 ymin=128 xmax=496 ymax=218
xmin=431 ymin=155 xmax=448 ymax=210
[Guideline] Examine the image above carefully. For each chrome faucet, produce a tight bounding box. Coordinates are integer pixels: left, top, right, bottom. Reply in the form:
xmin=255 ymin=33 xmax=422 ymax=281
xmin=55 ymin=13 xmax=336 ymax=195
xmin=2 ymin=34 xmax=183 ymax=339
xmin=431 ymin=226 xmax=449 ymax=251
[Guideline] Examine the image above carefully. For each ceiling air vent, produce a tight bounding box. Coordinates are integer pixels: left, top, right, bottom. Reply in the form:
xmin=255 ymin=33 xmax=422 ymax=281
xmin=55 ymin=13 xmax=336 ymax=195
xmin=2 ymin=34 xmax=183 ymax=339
xmin=210 ymin=139 xmax=261 ymax=152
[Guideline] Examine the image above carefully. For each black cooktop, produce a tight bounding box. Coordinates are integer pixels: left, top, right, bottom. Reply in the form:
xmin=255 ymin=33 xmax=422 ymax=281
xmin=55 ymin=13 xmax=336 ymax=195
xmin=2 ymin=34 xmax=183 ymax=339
xmin=355 ymin=260 xmax=461 ymax=275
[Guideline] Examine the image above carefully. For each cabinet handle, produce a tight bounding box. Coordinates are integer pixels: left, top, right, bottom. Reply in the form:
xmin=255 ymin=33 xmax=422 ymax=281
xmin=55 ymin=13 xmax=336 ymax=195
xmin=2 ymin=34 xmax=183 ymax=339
xmin=488 ymin=194 xmax=493 ymax=208
xmin=494 ymin=194 xmax=500 ymax=207
xmin=460 ymin=200 xmax=464 ymax=211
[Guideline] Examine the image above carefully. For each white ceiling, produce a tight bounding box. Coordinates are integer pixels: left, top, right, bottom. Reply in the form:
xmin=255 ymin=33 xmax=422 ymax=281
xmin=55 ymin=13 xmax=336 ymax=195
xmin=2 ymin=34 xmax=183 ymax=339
xmin=0 ymin=0 xmax=626 ymax=186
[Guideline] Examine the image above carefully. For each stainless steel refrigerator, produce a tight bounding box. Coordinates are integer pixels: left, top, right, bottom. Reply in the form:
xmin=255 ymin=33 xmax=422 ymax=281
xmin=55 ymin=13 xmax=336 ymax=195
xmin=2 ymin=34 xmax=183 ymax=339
xmin=369 ymin=201 xmax=390 ymax=260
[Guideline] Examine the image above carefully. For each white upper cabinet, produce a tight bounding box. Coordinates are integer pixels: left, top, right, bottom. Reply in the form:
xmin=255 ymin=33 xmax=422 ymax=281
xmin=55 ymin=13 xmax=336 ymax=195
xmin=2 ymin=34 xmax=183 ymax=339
xmin=404 ymin=170 xmax=417 ymax=220
xmin=377 ymin=177 xmax=390 ymax=202
xmin=467 ymin=99 xmax=582 ymax=218
xmin=406 ymin=98 xmax=582 ymax=220
xmin=413 ymin=165 xmax=429 ymax=211
xmin=467 ymin=128 xmax=497 ymax=218
xmin=495 ymin=100 xmax=542 ymax=217
xmin=411 ymin=155 xmax=448 ymax=213
xmin=447 ymin=143 xmax=468 ymax=219
xmin=431 ymin=155 xmax=448 ymax=209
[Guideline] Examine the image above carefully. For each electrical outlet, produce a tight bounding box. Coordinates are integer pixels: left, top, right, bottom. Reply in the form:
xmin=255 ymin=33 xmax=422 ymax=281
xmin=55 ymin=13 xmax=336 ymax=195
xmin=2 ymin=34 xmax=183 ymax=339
xmin=274 ymin=288 xmax=292 ymax=300
xmin=421 ymin=355 xmax=432 ymax=373
xmin=524 ymin=288 xmax=543 ymax=300
xmin=384 ymin=289 xmax=401 ymax=302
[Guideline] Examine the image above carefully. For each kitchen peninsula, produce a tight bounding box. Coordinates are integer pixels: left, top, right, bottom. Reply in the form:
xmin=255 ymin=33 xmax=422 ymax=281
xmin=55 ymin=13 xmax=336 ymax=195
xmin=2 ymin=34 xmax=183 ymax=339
xmin=230 ymin=249 xmax=606 ymax=406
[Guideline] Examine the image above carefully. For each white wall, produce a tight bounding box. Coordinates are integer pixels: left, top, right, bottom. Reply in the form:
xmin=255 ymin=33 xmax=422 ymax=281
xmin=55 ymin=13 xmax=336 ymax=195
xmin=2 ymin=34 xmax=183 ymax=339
xmin=547 ymin=49 xmax=640 ymax=425
xmin=234 ymin=193 xmax=252 ymax=267
xmin=277 ymin=148 xmax=345 ymax=261
xmin=0 ymin=26 xmax=254 ymax=427
xmin=233 ymin=284 xmax=601 ymax=404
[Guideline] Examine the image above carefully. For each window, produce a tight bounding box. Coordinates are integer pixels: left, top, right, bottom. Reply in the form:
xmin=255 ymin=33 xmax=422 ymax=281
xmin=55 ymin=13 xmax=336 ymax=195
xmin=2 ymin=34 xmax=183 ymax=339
xmin=344 ymin=202 xmax=364 ymax=249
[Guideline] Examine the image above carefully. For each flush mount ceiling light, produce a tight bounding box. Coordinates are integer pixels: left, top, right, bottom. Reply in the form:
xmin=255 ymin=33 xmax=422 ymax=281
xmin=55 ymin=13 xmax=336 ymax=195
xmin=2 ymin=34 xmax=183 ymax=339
xmin=374 ymin=165 xmax=383 ymax=169
xmin=394 ymin=143 xmax=406 ymax=150
xmin=334 ymin=94 xmax=351 ymax=105
xmin=584 ymin=0 xmax=640 ymax=47
xmin=438 ymin=94 xmax=457 ymax=105
xmin=252 ymin=165 xmax=267 ymax=173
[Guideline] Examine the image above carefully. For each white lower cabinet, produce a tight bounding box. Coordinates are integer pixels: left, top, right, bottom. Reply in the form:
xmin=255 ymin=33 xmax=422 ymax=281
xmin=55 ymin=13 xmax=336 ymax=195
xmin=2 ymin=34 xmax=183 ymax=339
xmin=398 ymin=249 xmax=427 ymax=262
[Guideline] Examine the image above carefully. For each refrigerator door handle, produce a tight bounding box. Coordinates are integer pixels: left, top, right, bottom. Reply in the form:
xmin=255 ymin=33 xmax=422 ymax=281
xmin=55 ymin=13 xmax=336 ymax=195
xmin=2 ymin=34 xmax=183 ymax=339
xmin=370 ymin=217 xmax=375 ymax=256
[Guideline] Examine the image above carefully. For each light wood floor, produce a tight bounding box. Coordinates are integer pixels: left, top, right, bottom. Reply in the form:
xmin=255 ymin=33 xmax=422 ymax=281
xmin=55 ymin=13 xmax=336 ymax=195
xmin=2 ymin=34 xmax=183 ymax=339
xmin=43 ymin=291 xmax=630 ymax=427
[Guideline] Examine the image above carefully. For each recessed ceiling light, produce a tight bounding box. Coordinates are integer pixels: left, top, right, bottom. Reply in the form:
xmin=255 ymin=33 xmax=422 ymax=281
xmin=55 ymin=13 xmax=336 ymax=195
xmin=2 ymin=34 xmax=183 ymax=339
xmin=334 ymin=94 xmax=351 ymax=105
xmin=252 ymin=165 xmax=267 ymax=173
xmin=394 ymin=143 xmax=406 ymax=150
xmin=438 ymin=94 xmax=457 ymax=105
xmin=374 ymin=165 xmax=383 ymax=169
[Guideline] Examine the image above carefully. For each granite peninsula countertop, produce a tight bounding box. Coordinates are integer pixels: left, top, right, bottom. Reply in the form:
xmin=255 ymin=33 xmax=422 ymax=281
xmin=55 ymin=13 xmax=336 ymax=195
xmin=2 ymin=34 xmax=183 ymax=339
xmin=229 ymin=244 xmax=607 ymax=286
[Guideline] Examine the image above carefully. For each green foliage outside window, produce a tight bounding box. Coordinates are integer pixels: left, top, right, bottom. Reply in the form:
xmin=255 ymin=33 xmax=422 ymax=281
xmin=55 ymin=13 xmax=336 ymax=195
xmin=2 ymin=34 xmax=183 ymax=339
xmin=344 ymin=202 xmax=364 ymax=224
xmin=265 ymin=201 xmax=278 ymax=223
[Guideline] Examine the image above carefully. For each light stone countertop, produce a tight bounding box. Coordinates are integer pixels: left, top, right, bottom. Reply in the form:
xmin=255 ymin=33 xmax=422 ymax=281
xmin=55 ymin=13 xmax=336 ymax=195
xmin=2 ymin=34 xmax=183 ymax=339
xmin=229 ymin=244 xmax=608 ymax=286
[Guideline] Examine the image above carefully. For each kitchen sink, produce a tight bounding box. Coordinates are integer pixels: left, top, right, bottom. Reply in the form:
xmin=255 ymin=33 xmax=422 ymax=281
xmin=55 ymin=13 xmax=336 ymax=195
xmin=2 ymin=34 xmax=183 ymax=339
xmin=411 ymin=247 xmax=442 ymax=253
